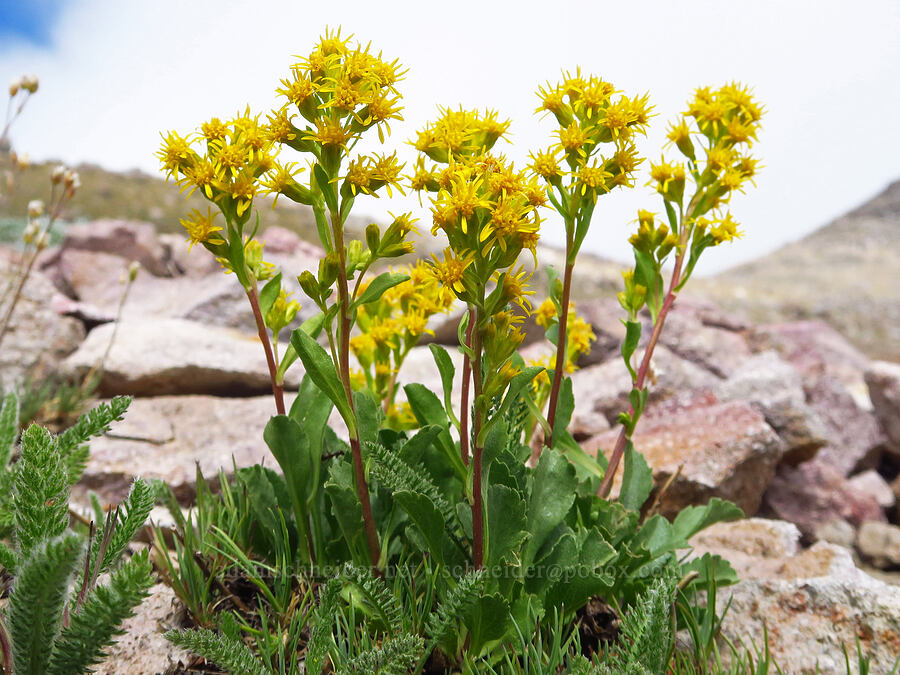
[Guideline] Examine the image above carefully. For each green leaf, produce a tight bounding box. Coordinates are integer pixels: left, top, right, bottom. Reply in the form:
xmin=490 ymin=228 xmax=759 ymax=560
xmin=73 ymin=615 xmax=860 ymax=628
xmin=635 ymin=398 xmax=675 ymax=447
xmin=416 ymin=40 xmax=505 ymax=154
xmin=429 ymin=344 xmax=459 ymax=428
xmin=277 ymin=312 xmax=325 ymax=382
xmin=621 ymin=320 xmax=642 ymax=381
xmin=325 ymin=462 xmax=366 ymax=561
xmin=632 ymin=514 xmax=676 ymax=556
xmin=545 ymin=528 xmax=616 ymax=611
xmin=290 ymin=329 xmax=355 ymax=435
xmin=258 ymin=272 xmax=282 ymax=320
xmin=551 ymin=376 xmax=575 ymax=442
xmin=619 ymin=441 xmax=653 ymax=512
xmin=485 ymin=484 xmax=527 ymax=568
xmin=48 ymin=550 xmax=153 ymax=675
xmin=399 ymin=425 xmax=443 ymax=467
xmin=456 ymin=309 xmax=473 ymax=359
xmin=481 ymin=366 xmax=543 ymax=444
xmin=0 ymin=391 xmax=19 ymax=468
xmin=393 ymin=491 xmax=446 ymax=565
xmin=404 ymin=384 xmax=466 ymax=480
xmin=463 ymin=593 xmax=510 ymax=655
xmin=353 ymin=389 xmax=382 ymax=449
xmin=634 ymin=248 xmax=663 ymax=323
xmin=289 ymin=373 xmax=334 ymax=482
xmin=264 ymin=416 xmax=313 ymax=528
xmin=523 ymin=449 xmax=577 ymax=568
xmin=14 ymin=425 xmax=69 ymax=558
xmin=664 ymin=200 xmax=679 ymax=233
xmin=353 ymin=272 xmax=409 ymax=308
xmin=313 ymin=164 xmax=338 ymax=214
xmin=8 ymin=532 xmax=83 ymax=675
xmin=671 ymin=498 xmax=744 ymax=544
xmin=553 ymin=429 xmax=606 ymax=481
xmin=166 ymin=628 xmax=267 ymax=675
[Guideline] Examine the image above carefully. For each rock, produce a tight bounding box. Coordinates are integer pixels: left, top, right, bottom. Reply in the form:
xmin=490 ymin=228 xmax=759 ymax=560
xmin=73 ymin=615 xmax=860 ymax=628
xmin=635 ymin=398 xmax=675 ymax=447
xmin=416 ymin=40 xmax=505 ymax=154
xmin=716 ymin=350 xmax=828 ymax=465
xmin=749 ymin=321 xmax=873 ymax=409
xmin=61 ymin=318 xmax=302 ymax=396
xmin=806 ymin=374 xmax=884 ymax=476
xmin=72 ymin=394 xmax=289 ymax=504
xmin=584 ymin=390 xmax=783 ymax=518
xmin=95 ymin=583 xmax=191 ymax=675
xmin=51 ymin=219 xmax=174 ymax=277
xmin=657 ymin=305 xmax=752 ymax=377
xmin=158 ymin=232 xmax=221 ymax=277
xmin=866 ymin=360 xmax=900 ymax=454
xmin=762 ymin=457 xmax=886 ymax=540
xmin=0 ymin=252 xmax=85 ymax=387
xmin=712 ymin=543 xmax=900 ymax=673
xmin=570 ymin=345 xmax=721 ymax=426
xmin=690 ymin=518 xmax=900 ymax=672
xmin=847 ymin=470 xmax=896 ymax=509
xmin=857 ymin=521 xmax=900 ymax=570
xmin=812 ymin=518 xmax=857 ymax=549
xmin=688 ymin=518 xmax=801 ymax=579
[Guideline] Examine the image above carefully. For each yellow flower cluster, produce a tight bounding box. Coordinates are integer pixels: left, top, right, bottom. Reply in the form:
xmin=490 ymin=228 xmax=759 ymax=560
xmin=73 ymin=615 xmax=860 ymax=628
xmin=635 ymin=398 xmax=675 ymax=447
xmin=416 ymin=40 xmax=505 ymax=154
xmin=530 ymin=298 xmax=596 ymax=392
xmin=532 ymin=70 xmax=651 ymax=201
xmin=350 ymin=261 xmax=455 ymax=419
xmin=158 ymin=108 xmax=278 ymax=229
xmin=649 ymin=83 xmax=764 ymax=244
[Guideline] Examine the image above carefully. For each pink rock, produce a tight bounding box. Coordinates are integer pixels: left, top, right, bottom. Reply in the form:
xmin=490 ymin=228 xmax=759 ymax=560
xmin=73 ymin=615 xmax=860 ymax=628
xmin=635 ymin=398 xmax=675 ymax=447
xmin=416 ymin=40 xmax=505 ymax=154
xmin=866 ymin=360 xmax=900 ymax=456
xmin=55 ymin=219 xmax=173 ymax=277
xmin=657 ymin=304 xmax=752 ymax=377
xmin=584 ymin=390 xmax=783 ymax=518
xmin=762 ymin=457 xmax=886 ymax=540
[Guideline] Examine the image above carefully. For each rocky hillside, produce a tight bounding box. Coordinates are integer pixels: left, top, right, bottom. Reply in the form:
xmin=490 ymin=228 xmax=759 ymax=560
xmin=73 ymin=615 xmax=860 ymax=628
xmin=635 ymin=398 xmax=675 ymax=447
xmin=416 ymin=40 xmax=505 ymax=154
xmin=694 ymin=180 xmax=900 ymax=361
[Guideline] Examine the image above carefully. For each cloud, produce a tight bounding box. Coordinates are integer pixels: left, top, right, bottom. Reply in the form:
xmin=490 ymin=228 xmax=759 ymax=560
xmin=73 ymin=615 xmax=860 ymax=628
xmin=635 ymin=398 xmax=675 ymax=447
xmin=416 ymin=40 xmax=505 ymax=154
xmin=2 ymin=0 xmax=899 ymax=274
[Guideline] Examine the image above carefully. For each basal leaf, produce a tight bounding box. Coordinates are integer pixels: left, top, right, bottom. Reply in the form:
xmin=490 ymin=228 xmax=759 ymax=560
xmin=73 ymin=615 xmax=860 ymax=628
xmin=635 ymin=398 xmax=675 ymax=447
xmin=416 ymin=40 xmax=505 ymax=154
xmin=290 ymin=329 xmax=355 ymax=435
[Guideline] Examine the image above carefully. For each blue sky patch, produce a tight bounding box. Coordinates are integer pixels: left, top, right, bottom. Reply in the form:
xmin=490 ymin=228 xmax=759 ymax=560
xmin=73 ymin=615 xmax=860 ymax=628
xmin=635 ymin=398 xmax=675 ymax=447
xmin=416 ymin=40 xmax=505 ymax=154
xmin=0 ymin=0 xmax=66 ymax=47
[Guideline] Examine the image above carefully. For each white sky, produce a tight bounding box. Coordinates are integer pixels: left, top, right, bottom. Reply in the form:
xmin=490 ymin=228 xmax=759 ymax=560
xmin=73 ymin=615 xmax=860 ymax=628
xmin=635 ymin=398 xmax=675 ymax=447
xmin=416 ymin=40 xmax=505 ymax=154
xmin=2 ymin=0 xmax=899 ymax=274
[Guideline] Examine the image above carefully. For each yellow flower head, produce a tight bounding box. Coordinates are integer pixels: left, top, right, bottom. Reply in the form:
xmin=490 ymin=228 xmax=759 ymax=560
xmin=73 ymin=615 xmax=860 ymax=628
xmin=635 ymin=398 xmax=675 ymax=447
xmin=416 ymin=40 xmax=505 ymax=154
xmin=535 ymin=298 xmax=557 ymax=329
xmin=180 ymin=208 xmax=224 ymax=251
xmin=428 ymin=248 xmax=474 ymax=294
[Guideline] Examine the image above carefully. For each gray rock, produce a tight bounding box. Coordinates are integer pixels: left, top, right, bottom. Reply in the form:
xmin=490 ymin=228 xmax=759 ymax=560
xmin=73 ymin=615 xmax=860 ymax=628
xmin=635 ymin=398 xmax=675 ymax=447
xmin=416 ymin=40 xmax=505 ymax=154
xmin=716 ymin=350 xmax=828 ymax=465
xmin=866 ymin=360 xmax=900 ymax=455
xmin=688 ymin=518 xmax=801 ymax=579
xmin=49 ymin=219 xmax=174 ymax=277
xmin=73 ymin=394 xmax=289 ymax=504
xmin=763 ymin=457 xmax=886 ymax=540
xmin=61 ymin=318 xmax=302 ymax=396
xmin=585 ymin=390 xmax=783 ymax=518
xmin=94 ymin=583 xmax=191 ymax=675
xmin=857 ymin=521 xmax=900 ymax=570
xmin=0 ymin=251 xmax=85 ymax=387
xmin=657 ymin=306 xmax=752 ymax=378
xmin=570 ymin=344 xmax=721 ymax=425
xmin=812 ymin=518 xmax=857 ymax=549
xmin=714 ymin=543 xmax=900 ymax=673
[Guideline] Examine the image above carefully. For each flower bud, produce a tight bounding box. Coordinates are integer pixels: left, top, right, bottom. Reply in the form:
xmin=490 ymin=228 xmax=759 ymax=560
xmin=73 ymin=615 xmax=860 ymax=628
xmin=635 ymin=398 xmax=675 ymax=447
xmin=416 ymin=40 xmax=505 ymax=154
xmin=51 ymin=165 xmax=66 ymax=184
xmin=22 ymin=222 xmax=38 ymax=244
xmin=12 ymin=152 xmax=30 ymax=170
xmin=298 ymin=270 xmax=320 ymax=301
xmin=27 ymin=199 xmax=44 ymax=218
xmin=365 ymin=223 xmax=380 ymax=254
xmin=8 ymin=78 xmax=21 ymax=97
xmin=64 ymin=169 xmax=80 ymax=191
xmin=20 ymin=74 xmax=38 ymax=93
xmin=127 ymin=260 xmax=140 ymax=282
xmin=35 ymin=232 xmax=49 ymax=250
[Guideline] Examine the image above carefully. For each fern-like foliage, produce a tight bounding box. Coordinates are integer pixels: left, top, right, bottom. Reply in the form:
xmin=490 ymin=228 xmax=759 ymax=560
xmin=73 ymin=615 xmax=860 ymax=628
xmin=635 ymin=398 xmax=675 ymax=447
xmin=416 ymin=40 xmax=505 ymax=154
xmin=305 ymin=577 xmax=342 ymax=675
xmin=0 ymin=391 xmax=18 ymax=467
xmin=425 ymin=570 xmax=485 ymax=650
xmin=593 ymin=569 xmax=678 ymax=675
xmin=48 ymin=549 xmax=154 ymax=675
xmin=56 ymin=395 xmax=130 ymax=484
xmin=367 ymin=442 xmax=456 ymax=528
xmin=342 ymin=632 xmax=424 ymax=675
xmin=13 ymin=425 xmax=70 ymax=558
xmin=88 ymin=477 xmax=156 ymax=577
xmin=7 ymin=532 xmax=84 ymax=675
xmin=339 ymin=562 xmax=403 ymax=632
xmin=166 ymin=627 xmax=268 ymax=675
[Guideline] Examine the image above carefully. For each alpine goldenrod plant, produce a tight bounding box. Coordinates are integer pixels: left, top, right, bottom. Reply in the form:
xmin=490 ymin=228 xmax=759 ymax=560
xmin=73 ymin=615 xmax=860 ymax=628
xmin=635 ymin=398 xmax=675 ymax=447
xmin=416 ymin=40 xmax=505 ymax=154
xmin=158 ymin=27 xmax=771 ymax=673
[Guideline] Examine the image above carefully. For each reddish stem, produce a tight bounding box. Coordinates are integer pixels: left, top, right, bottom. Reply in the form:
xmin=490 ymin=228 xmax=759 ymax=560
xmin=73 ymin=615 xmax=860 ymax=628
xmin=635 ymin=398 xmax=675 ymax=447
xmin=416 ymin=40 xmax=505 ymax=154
xmin=470 ymin=321 xmax=484 ymax=570
xmin=459 ymin=306 xmax=475 ymax=467
xmin=247 ymin=286 xmax=285 ymax=416
xmin=598 ymin=253 xmax=686 ymax=498
xmin=544 ymin=260 xmax=574 ymax=448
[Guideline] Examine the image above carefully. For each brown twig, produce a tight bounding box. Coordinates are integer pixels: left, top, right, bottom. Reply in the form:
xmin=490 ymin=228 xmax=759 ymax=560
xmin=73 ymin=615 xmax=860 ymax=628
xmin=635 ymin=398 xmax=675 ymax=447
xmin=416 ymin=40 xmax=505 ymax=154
xmin=459 ymin=306 xmax=475 ymax=467
xmin=247 ymin=285 xmax=285 ymax=416
xmin=544 ymin=260 xmax=574 ymax=448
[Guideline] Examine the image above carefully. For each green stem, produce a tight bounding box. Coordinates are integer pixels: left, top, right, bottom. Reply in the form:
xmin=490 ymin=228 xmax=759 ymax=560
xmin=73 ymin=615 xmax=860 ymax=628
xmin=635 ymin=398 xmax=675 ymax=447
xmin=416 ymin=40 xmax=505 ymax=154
xmin=459 ymin=306 xmax=475 ymax=467
xmin=598 ymin=242 xmax=688 ymax=499
xmin=330 ymin=207 xmax=381 ymax=569
xmin=544 ymin=257 xmax=574 ymax=448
